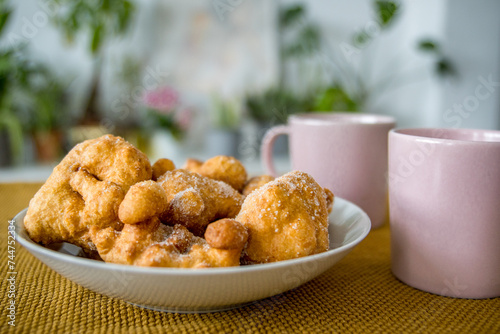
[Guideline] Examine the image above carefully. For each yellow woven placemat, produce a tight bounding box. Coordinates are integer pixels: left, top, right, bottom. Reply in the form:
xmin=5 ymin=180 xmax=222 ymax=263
xmin=1 ymin=183 xmax=499 ymax=333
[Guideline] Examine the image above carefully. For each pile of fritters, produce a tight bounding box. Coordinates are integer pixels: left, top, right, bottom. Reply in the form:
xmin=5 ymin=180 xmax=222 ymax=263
xmin=25 ymin=135 xmax=334 ymax=268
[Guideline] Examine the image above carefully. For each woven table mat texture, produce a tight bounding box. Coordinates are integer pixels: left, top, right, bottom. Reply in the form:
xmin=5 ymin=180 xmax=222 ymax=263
xmin=1 ymin=183 xmax=498 ymax=333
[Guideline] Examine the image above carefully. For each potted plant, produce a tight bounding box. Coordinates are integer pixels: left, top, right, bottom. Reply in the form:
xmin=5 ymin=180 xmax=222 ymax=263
xmin=240 ymin=3 xmax=321 ymax=160
xmin=0 ymin=7 xmax=23 ymax=166
xmin=0 ymin=6 xmax=68 ymax=165
xmin=28 ymin=79 xmax=68 ymax=163
xmin=50 ymin=0 xmax=136 ymax=133
xmin=246 ymin=1 xmax=456 ymax=124
xmin=243 ymin=87 xmax=316 ymax=158
xmin=245 ymin=3 xmax=321 ymax=125
xmin=311 ymin=1 xmax=456 ymax=112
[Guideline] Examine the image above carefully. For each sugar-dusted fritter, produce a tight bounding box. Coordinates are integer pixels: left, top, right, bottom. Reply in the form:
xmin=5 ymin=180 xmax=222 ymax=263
xmin=24 ymin=135 xmax=152 ymax=253
xmin=204 ymin=218 xmax=248 ymax=250
xmin=157 ymin=169 xmax=244 ymax=236
xmin=152 ymin=158 xmax=176 ymax=181
xmin=182 ymin=158 xmax=203 ymax=173
xmin=324 ymin=188 xmax=335 ymax=214
xmin=184 ymin=156 xmax=247 ymax=192
xmin=92 ymin=218 xmax=246 ymax=268
xmin=236 ymin=171 xmax=333 ymax=264
xmin=118 ymin=180 xmax=168 ymax=225
xmin=24 ymin=134 xmax=334 ymax=269
xmin=242 ymin=175 xmax=274 ymax=197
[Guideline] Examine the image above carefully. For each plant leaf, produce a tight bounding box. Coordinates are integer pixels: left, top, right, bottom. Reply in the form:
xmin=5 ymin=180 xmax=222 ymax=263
xmin=353 ymin=30 xmax=372 ymax=46
xmin=300 ymin=25 xmax=320 ymax=51
xmin=118 ymin=0 xmax=134 ymax=34
xmin=1 ymin=113 xmax=24 ymax=159
xmin=91 ymin=24 xmax=103 ymax=54
xmin=417 ymin=39 xmax=439 ymax=53
xmin=283 ymin=25 xmax=320 ymax=58
xmin=313 ymin=85 xmax=358 ymax=112
xmin=436 ymin=58 xmax=457 ymax=78
xmin=280 ymin=5 xmax=304 ymax=28
xmin=102 ymin=0 xmax=110 ymax=11
xmin=0 ymin=7 xmax=12 ymax=36
xmin=375 ymin=1 xmax=399 ymax=27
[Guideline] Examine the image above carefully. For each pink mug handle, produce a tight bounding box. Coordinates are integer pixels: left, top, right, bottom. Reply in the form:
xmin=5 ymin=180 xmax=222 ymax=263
xmin=260 ymin=125 xmax=290 ymax=177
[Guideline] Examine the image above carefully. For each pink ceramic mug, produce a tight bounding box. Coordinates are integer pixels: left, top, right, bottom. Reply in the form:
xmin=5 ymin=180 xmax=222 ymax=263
xmin=261 ymin=112 xmax=396 ymax=228
xmin=389 ymin=128 xmax=500 ymax=298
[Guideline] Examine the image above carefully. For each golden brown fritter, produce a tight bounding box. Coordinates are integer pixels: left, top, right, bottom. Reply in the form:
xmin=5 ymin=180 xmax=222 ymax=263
xmin=157 ymin=169 xmax=244 ymax=236
xmin=24 ymin=135 xmax=332 ymax=269
xmin=118 ymin=180 xmax=168 ymax=225
xmin=324 ymin=187 xmax=335 ymax=214
xmin=183 ymin=156 xmax=247 ymax=192
xmin=182 ymin=158 xmax=203 ymax=173
xmin=152 ymin=158 xmax=176 ymax=181
xmin=236 ymin=171 xmax=332 ymax=264
xmin=204 ymin=219 xmax=248 ymax=250
xmin=242 ymin=175 xmax=274 ymax=196
xmin=198 ymin=156 xmax=247 ymax=192
xmin=24 ymin=135 xmax=151 ymax=253
xmin=74 ymin=135 xmax=151 ymax=192
xmin=69 ymin=168 xmax=125 ymax=230
xmin=92 ymin=218 xmax=245 ymax=268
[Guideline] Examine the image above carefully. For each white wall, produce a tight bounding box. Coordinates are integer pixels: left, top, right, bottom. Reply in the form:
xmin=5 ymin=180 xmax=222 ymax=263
xmin=439 ymin=0 xmax=500 ymax=130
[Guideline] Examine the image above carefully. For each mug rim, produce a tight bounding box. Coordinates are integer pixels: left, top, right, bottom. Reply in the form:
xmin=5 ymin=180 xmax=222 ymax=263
xmin=289 ymin=112 xmax=396 ymax=126
xmin=390 ymin=127 xmax=500 ymax=145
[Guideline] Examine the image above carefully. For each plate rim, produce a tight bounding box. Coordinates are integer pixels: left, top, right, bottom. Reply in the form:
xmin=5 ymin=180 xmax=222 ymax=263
xmin=15 ymin=197 xmax=371 ymax=276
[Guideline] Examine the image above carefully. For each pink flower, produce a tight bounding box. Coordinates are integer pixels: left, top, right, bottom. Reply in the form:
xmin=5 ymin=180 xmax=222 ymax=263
xmin=143 ymin=86 xmax=179 ymax=113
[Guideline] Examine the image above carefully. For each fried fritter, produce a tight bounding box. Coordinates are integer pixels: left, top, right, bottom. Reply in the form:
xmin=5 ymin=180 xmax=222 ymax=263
xmin=184 ymin=156 xmax=247 ymax=192
xmin=204 ymin=218 xmax=248 ymax=250
xmin=152 ymin=158 xmax=176 ymax=181
xmin=118 ymin=180 xmax=168 ymax=225
xmin=92 ymin=218 xmax=245 ymax=268
xmin=242 ymin=175 xmax=274 ymax=196
xmin=24 ymin=135 xmax=151 ymax=253
xmin=182 ymin=158 xmax=203 ymax=173
xmin=24 ymin=135 xmax=333 ymax=269
xmin=236 ymin=171 xmax=332 ymax=264
xmin=324 ymin=187 xmax=335 ymax=214
xmin=158 ymin=169 xmax=244 ymax=236
xmin=69 ymin=168 xmax=124 ymax=230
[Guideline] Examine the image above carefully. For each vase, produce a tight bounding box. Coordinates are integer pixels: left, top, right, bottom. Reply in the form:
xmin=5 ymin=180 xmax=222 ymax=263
xmin=33 ymin=130 xmax=64 ymax=164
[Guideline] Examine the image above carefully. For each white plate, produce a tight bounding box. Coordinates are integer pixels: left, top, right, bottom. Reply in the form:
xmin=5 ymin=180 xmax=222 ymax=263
xmin=14 ymin=197 xmax=370 ymax=313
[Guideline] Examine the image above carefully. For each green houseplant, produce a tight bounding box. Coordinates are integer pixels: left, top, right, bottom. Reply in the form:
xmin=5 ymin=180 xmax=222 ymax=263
xmin=0 ymin=5 xmax=68 ymax=164
xmin=312 ymin=1 xmax=456 ymax=112
xmin=246 ymin=1 xmax=456 ymax=124
xmin=50 ymin=0 xmax=135 ymax=125
xmin=0 ymin=6 xmax=23 ymax=165
xmin=245 ymin=3 xmax=320 ymax=125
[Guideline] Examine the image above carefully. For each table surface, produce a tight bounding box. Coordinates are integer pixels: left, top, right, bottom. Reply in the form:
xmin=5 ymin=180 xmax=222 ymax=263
xmin=1 ymin=183 xmax=499 ymax=333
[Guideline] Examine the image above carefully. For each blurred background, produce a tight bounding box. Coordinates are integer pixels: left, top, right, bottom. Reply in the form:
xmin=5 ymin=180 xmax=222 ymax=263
xmin=1 ymin=0 xmax=499 ymax=180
